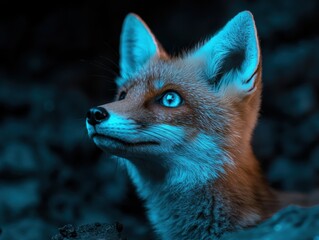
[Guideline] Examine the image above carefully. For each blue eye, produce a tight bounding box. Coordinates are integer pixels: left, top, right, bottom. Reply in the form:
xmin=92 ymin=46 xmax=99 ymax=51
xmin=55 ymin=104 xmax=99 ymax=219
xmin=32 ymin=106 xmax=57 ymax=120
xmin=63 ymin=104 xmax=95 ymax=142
xmin=159 ymin=91 xmax=183 ymax=108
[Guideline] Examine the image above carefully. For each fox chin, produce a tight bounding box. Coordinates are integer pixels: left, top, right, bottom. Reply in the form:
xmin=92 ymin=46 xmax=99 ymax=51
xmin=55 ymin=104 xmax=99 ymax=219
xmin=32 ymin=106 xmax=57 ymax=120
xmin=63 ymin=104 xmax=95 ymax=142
xmin=85 ymin=11 xmax=312 ymax=240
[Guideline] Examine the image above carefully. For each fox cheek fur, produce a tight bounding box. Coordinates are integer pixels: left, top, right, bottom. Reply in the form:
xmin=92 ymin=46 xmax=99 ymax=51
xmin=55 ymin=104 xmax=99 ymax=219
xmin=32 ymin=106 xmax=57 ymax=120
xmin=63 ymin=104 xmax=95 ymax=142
xmin=86 ymin=11 xmax=281 ymax=239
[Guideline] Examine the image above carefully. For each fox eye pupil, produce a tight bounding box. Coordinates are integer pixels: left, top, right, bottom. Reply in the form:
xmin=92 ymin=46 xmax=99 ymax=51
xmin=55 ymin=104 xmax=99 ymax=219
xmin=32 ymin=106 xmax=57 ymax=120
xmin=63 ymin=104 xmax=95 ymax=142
xmin=119 ymin=91 xmax=126 ymax=100
xmin=166 ymin=94 xmax=174 ymax=103
xmin=160 ymin=91 xmax=182 ymax=108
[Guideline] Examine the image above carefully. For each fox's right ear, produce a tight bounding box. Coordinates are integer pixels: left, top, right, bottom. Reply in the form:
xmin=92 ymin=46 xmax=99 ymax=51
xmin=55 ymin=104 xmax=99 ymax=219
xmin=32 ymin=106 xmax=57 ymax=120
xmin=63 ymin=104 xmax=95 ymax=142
xmin=117 ymin=13 xmax=167 ymax=87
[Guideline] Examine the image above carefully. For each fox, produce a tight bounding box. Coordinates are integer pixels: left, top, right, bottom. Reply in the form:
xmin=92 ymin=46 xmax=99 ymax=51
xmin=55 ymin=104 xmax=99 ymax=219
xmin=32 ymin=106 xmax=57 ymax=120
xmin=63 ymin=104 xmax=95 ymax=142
xmin=86 ymin=11 xmax=317 ymax=239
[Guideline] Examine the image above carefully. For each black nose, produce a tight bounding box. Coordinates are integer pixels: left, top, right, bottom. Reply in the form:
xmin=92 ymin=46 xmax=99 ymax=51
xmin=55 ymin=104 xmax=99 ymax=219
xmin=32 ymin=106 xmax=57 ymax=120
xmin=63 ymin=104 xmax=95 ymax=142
xmin=86 ymin=107 xmax=109 ymax=125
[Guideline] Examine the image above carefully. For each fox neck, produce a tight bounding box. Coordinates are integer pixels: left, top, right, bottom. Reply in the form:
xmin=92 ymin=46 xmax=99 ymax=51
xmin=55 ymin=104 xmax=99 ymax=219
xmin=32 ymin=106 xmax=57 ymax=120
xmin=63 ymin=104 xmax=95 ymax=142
xmin=117 ymin=138 xmax=278 ymax=239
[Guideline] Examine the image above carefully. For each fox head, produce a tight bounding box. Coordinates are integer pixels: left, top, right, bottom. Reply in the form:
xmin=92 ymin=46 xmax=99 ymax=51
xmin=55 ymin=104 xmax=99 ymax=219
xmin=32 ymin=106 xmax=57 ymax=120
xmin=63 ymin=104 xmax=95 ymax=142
xmin=86 ymin=11 xmax=261 ymax=191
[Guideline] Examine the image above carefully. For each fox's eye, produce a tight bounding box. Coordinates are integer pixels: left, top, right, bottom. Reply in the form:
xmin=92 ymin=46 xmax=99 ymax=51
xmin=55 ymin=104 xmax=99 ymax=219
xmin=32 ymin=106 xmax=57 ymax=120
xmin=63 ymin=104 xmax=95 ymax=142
xmin=119 ymin=91 xmax=127 ymax=100
xmin=159 ymin=91 xmax=183 ymax=108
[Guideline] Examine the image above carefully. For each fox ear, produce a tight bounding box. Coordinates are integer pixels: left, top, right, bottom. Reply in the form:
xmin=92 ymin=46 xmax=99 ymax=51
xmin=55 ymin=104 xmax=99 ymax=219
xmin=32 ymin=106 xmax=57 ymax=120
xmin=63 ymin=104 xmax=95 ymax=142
xmin=191 ymin=11 xmax=260 ymax=96
xmin=118 ymin=13 xmax=166 ymax=86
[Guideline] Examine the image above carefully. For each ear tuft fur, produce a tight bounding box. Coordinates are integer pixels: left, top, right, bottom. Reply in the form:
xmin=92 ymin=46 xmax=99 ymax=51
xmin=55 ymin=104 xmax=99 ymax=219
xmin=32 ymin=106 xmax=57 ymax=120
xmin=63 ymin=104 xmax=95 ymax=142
xmin=191 ymin=11 xmax=260 ymax=96
xmin=118 ymin=13 xmax=166 ymax=86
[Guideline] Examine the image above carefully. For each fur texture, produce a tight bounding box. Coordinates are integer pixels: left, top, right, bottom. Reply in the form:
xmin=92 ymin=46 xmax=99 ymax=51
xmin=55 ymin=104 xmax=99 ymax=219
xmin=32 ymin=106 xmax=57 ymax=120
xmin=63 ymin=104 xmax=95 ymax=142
xmin=86 ymin=11 xmax=281 ymax=239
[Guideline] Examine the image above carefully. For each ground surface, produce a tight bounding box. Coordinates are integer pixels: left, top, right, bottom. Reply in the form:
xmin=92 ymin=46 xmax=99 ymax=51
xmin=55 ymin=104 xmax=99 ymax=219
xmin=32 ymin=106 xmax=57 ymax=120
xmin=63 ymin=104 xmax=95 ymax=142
xmin=49 ymin=205 xmax=319 ymax=239
xmin=51 ymin=222 xmax=125 ymax=240
xmin=223 ymin=205 xmax=319 ymax=240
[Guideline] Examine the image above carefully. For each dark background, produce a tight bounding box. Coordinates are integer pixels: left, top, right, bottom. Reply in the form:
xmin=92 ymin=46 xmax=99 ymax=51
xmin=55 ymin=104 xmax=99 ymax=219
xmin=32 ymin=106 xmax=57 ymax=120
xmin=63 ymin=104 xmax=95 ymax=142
xmin=0 ymin=1 xmax=319 ymax=239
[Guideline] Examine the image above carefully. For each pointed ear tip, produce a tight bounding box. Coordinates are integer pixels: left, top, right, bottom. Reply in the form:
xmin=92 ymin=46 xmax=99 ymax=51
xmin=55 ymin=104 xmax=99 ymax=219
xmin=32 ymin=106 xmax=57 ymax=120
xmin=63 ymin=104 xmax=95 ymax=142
xmin=236 ymin=10 xmax=256 ymax=24
xmin=124 ymin=13 xmax=143 ymax=24
xmin=126 ymin=13 xmax=139 ymax=19
xmin=233 ymin=10 xmax=255 ymax=26
xmin=240 ymin=10 xmax=254 ymax=17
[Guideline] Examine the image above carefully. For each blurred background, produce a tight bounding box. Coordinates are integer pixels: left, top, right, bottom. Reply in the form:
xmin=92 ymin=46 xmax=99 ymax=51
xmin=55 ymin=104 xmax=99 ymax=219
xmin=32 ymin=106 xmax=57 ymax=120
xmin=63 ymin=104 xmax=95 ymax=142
xmin=0 ymin=0 xmax=318 ymax=239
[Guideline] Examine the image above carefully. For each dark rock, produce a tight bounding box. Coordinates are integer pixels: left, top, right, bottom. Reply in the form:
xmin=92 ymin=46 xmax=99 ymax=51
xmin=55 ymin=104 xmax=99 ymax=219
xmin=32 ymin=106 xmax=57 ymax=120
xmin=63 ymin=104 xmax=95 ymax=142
xmin=59 ymin=224 xmax=77 ymax=237
xmin=115 ymin=222 xmax=123 ymax=233
xmin=222 ymin=205 xmax=319 ymax=240
xmin=51 ymin=222 xmax=125 ymax=240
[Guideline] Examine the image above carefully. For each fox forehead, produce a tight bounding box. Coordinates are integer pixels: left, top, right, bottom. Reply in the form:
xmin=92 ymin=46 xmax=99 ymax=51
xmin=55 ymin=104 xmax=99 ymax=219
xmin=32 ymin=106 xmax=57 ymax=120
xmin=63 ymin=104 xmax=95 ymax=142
xmin=118 ymin=57 xmax=211 ymax=96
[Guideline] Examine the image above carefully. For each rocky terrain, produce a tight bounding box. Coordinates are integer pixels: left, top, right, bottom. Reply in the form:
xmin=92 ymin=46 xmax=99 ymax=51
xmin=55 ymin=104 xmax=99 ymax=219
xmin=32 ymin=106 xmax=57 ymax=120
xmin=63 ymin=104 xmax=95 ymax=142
xmin=223 ymin=205 xmax=319 ymax=240
xmin=49 ymin=205 xmax=319 ymax=239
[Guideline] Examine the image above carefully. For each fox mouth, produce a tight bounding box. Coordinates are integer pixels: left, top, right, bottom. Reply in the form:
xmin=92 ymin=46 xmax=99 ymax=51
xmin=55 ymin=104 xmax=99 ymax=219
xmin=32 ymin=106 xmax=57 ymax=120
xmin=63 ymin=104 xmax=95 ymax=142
xmin=92 ymin=133 xmax=160 ymax=147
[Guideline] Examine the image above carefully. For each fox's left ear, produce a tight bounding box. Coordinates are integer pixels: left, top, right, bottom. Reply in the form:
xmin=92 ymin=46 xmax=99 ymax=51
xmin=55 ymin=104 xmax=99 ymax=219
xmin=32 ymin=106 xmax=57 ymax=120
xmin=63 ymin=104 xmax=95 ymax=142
xmin=117 ymin=13 xmax=167 ymax=86
xmin=191 ymin=11 xmax=260 ymax=97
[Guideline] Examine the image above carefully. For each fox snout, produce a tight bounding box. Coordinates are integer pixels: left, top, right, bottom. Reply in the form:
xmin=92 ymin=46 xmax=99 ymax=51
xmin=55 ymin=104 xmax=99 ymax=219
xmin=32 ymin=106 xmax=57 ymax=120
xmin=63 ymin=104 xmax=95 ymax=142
xmin=86 ymin=107 xmax=109 ymax=126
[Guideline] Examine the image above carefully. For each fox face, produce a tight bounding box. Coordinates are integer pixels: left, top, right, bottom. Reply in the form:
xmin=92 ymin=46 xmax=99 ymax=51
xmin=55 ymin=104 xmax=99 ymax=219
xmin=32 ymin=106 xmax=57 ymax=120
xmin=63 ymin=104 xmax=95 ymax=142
xmin=86 ymin=11 xmax=267 ymax=239
xmin=87 ymin=12 xmax=261 ymax=181
xmin=87 ymin=59 xmax=236 ymax=186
